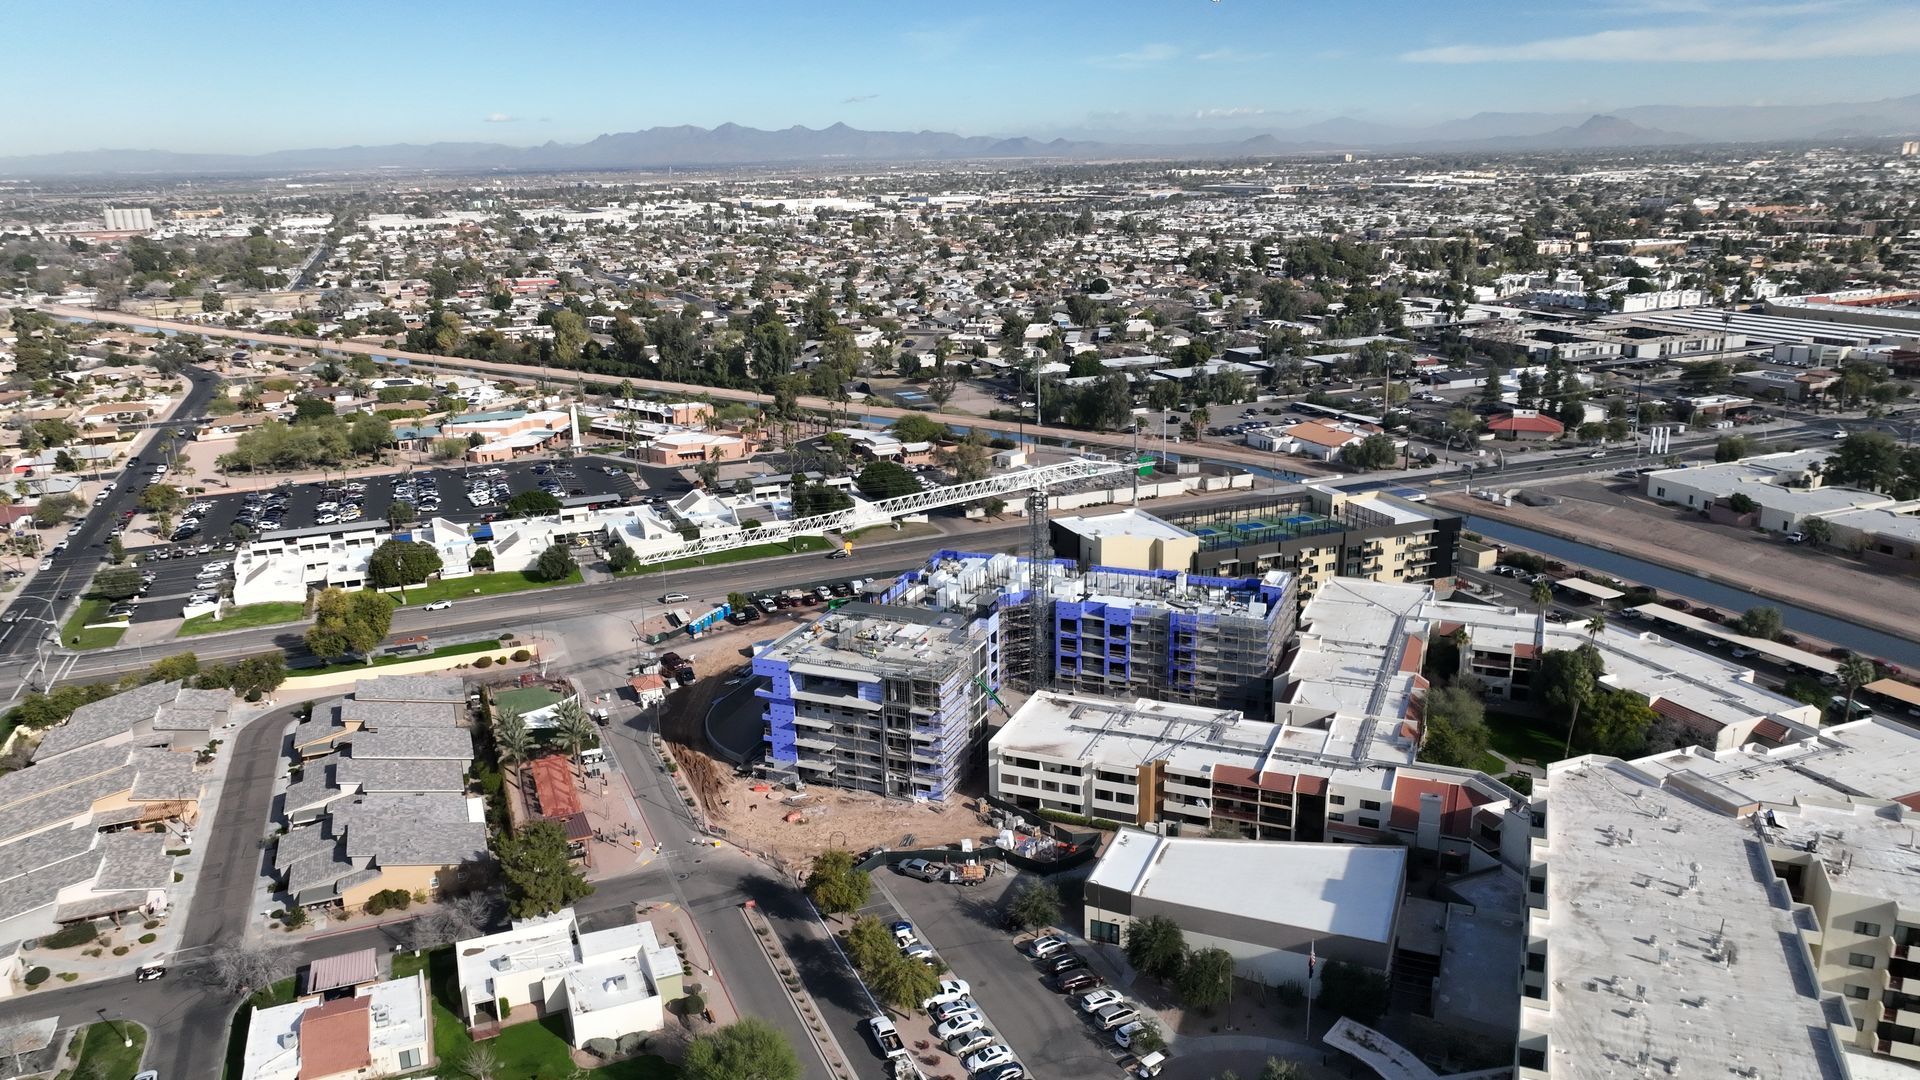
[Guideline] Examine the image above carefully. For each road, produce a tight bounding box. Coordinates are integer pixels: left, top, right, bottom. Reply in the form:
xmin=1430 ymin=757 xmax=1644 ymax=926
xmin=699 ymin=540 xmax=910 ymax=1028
xmin=0 ymin=366 xmax=219 ymax=670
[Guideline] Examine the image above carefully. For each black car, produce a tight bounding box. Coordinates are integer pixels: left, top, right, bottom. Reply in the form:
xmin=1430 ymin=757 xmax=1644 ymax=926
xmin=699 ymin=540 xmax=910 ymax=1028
xmin=135 ymin=966 xmax=166 ymax=981
xmin=1041 ymin=953 xmax=1087 ymax=975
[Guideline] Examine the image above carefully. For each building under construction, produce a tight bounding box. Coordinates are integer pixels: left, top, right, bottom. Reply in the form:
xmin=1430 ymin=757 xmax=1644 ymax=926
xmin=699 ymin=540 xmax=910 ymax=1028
xmin=880 ymin=550 xmax=1297 ymax=717
xmin=752 ymin=602 xmax=1000 ymax=799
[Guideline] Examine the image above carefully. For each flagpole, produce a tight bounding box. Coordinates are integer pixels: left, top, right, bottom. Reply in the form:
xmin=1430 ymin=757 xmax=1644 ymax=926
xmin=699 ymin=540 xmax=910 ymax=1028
xmin=1305 ymin=938 xmax=1316 ymax=1040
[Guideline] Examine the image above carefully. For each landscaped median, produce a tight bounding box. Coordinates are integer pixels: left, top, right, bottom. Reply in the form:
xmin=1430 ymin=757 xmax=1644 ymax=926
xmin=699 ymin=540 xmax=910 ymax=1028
xmin=615 ymin=536 xmax=829 ymax=576
xmin=60 ymin=597 xmax=128 ymax=650
xmin=179 ymin=600 xmax=308 ymax=636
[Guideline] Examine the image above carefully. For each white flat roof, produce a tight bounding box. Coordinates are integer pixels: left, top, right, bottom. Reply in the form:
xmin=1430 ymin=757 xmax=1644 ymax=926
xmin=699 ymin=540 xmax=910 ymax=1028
xmin=1053 ymin=508 xmax=1195 ymax=543
xmin=1091 ymin=830 xmax=1404 ymax=944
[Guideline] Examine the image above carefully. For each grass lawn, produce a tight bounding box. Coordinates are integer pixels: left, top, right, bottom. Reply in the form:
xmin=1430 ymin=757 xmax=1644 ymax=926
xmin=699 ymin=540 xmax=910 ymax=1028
xmin=59 ymin=1021 xmax=149 ymax=1080
xmin=494 ymin=686 xmax=564 ymax=715
xmin=61 ymin=597 xmax=128 ymax=650
xmin=841 ymin=520 xmax=940 ymax=543
xmin=178 ymin=600 xmax=308 ymax=637
xmin=1471 ymin=751 xmax=1508 ymax=775
xmin=221 ymin=977 xmax=296 ymax=1080
xmin=1485 ymin=709 xmax=1571 ymax=768
xmin=617 ymin=535 xmax=829 ymax=576
xmin=391 ymin=948 xmax=678 ymax=1079
xmin=294 ymin=639 xmax=502 ymax=678
xmin=383 ymin=568 xmax=582 ymax=607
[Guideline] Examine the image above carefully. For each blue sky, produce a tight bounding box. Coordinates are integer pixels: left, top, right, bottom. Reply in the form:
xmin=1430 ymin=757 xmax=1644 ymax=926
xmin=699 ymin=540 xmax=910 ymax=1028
xmin=7 ymin=0 xmax=1919 ymax=155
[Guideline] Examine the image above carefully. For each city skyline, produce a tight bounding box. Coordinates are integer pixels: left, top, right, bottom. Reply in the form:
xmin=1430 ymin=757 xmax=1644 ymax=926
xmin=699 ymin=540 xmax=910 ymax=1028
xmin=7 ymin=0 xmax=1920 ymax=156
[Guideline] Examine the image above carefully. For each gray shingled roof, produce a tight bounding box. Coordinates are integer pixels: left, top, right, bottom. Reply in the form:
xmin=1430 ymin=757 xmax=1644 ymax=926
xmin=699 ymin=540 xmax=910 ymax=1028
xmin=0 ymin=846 xmax=98 ymax=923
xmin=34 ymin=682 xmax=179 ymax=759
xmin=0 ymin=742 xmax=130 ymax=807
xmin=354 ymin=675 xmax=464 ymax=704
xmin=335 ymin=758 xmax=466 ymax=793
xmin=347 ymin=727 xmax=473 ymax=761
xmin=284 ymin=766 xmax=347 ymax=815
xmin=0 ymin=768 xmax=135 ymax=845
xmin=95 ymin=831 xmax=173 ymax=891
xmin=338 ymin=699 xmax=463 ymax=729
xmin=0 ymin=826 xmax=96 ymax=882
xmin=274 ymin=823 xmax=341 ymax=878
xmin=127 ymin=748 xmax=203 ymax=802
xmin=334 ymin=792 xmax=487 ymax=867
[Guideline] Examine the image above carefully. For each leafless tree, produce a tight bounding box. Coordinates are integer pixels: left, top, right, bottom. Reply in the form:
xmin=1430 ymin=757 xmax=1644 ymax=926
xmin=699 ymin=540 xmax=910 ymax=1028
xmin=209 ymin=942 xmax=290 ymax=995
xmin=461 ymin=1043 xmax=502 ymax=1080
xmin=401 ymin=892 xmax=492 ymax=953
xmin=0 ymin=1022 xmax=43 ymax=1078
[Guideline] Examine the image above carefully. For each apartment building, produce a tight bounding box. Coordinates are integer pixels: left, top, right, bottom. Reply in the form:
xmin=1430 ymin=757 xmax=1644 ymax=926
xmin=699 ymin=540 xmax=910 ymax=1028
xmin=1515 ymin=718 xmax=1920 ymax=1076
xmin=453 ymin=908 xmax=682 ymax=1045
xmin=884 ymin=550 xmax=1295 ymax=715
xmin=754 ymin=603 xmax=1001 ymax=799
xmin=1170 ymin=486 xmax=1460 ymax=603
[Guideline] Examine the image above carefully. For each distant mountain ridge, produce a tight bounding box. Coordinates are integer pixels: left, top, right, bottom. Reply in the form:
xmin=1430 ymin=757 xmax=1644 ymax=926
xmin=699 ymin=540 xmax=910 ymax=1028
xmin=4 ymin=93 xmax=1917 ymax=176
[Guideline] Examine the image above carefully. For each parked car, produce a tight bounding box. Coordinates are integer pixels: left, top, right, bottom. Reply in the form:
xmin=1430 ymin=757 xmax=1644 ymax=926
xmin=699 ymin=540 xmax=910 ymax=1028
xmin=979 ymin=1065 xmax=1027 ymax=1080
xmin=1077 ymin=989 xmax=1124 ymax=1013
xmin=1092 ymin=1003 xmax=1140 ymax=1031
xmin=1041 ymin=953 xmax=1087 ymax=976
xmin=1023 ymin=935 xmax=1069 ymax=958
xmin=903 ymin=942 xmax=936 ymax=963
xmin=1054 ymin=970 xmax=1105 ymax=993
xmin=945 ymin=1028 xmax=997 ymax=1056
xmin=660 ymin=592 xmax=688 ymax=603
xmin=933 ymin=1011 xmax=985 ymax=1040
xmin=423 ymin=600 xmax=453 ymax=611
xmin=962 ymin=1045 xmax=1015 ymax=1073
xmin=931 ymin=997 xmax=977 ymax=1022
xmin=897 ymin=858 xmax=940 ymax=881
xmin=134 ymin=966 xmax=166 ymax=982
xmin=921 ymin=978 xmax=970 ymax=1010
xmin=1114 ymin=1020 xmax=1155 ymax=1049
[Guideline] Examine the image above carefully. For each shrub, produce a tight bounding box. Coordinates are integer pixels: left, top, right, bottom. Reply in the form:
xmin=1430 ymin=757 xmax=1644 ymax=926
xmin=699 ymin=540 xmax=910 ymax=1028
xmin=495 ymin=656 xmax=507 ymax=665
xmin=138 ymin=933 xmax=156 ymax=944
xmin=40 ymin=922 xmax=98 ymax=949
xmin=498 ymin=996 xmax=512 ymax=1019
xmin=281 ymin=906 xmax=307 ymax=929
xmin=511 ymin=649 xmax=530 ymax=662
xmin=23 ymin=967 xmax=48 ymax=987
xmin=474 ymin=656 xmax=493 ymax=668
xmin=112 ymin=945 xmax=129 ymax=956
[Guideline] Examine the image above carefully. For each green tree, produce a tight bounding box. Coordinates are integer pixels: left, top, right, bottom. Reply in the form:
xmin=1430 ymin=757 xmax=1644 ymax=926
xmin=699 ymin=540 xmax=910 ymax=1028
xmin=554 ymin=697 xmax=596 ymax=782
xmin=431 ymin=437 xmax=469 ymax=461
xmin=90 ymin=565 xmax=145 ymax=601
xmin=504 ymin=489 xmax=563 ymax=517
xmin=534 ymin=543 xmax=578 ymax=582
xmin=147 ymin=652 xmax=200 ymax=683
xmin=868 ymin=952 xmax=943 ymax=1013
xmin=805 ymin=849 xmax=871 ymax=916
xmin=367 ymin=540 xmax=442 ymax=591
xmin=1530 ymin=578 xmax=1554 ymax=615
xmin=303 ymin=587 xmax=394 ymax=662
xmin=1801 ymin=516 xmax=1834 ymax=546
xmin=855 ymin=460 xmax=920 ymax=500
xmin=140 ymin=483 xmax=186 ymax=536
xmin=1338 ymin=433 xmax=1398 ymax=471
xmin=1417 ymin=684 xmax=1491 ymax=769
xmin=1008 ymin=881 xmax=1062 ymax=931
xmin=229 ymin=651 xmax=287 ymax=699
xmin=607 ymin=539 xmax=637 ymax=573
xmin=1315 ymin=960 xmax=1390 ymax=1025
xmin=1735 ymin=606 xmax=1784 ymax=641
xmin=1539 ymin=643 xmax=1604 ymax=756
xmin=469 ymin=546 xmax=495 ymax=571
xmin=31 ymin=493 xmax=81 ymax=528
xmin=347 ymin=413 xmax=391 ymax=456
xmin=292 ymin=397 xmax=336 ymax=423
xmin=1823 ymin=432 xmax=1906 ymax=494
xmin=1176 ymin=946 xmax=1235 ymax=1013
xmin=891 ymin=414 xmax=947 ymax=443
xmin=549 ymin=309 xmax=588 ymax=365
xmin=107 ymin=536 xmax=125 ymax=564
xmin=1259 ymin=1058 xmax=1307 ymax=1080
xmin=1837 ymin=652 xmax=1878 ymax=722
xmin=494 ymin=819 xmax=594 ymax=918
xmin=1583 ymin=689 xmax=1656 ymax=756
xmin=493 ymin=708 xmax=533 ymax=768
xmin=1124 ymin=914 xmax=1187 ymax=982
xmin=682 ymin=1018 xmax=802 ymax=1080
xmin=386 ymin=500 xmax=416 ymax=528
xmin=1714 ymin=435 xmax=1750 ymax=462
xmin=844 ymin=916 xmax=895 ymax=975
xmin=201 ymin=290 xmax=224 ymax=313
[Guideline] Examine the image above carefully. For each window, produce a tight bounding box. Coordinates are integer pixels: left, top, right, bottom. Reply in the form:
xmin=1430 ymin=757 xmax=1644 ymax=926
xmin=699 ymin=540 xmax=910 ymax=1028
xmin=1529 ymin=876 xmax=1546 ymax=895
xmin=1329 ymin=795 xmax=1346 ymax=806
xmin=1360 ymin=799 xmax=1382 ymax=811
xmin=1090 ymin=919 xmax=1121 ymax=945
xmin=1848 ymin=952 xmax=1877 ymax=969
xmin=1853 ymin=921 xmax=1883 ymax=938
xmin=1328 ymin=812 xmax=1346 ymax=823
xmin=1359 ymin=816 xmax=1380 ymax=829
xmin=1527 ymin=952 xmax=1546 ymax=973
xmin=1844 ymin=985 xmax=1870 ymax=1000
xmin=398 ymin=1048 xmax=422 ymax=1069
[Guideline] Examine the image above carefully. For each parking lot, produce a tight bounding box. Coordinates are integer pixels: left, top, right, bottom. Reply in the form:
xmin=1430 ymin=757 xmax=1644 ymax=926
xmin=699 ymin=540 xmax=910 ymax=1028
xmin=852 ymin=865 xmax=1133 ymax=1080
xmin=119 ymin=458 xmax=643 ymax=624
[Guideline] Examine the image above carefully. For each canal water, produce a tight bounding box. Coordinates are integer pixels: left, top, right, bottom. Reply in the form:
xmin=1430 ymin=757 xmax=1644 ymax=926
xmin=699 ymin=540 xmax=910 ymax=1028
xmin=1465 ymin=515 xmax=1920 ymax=668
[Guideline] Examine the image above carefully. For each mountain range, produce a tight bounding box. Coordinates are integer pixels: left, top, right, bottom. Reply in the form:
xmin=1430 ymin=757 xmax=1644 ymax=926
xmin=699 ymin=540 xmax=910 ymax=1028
xmin=4 ymin=94 xmax=1917 ymax=177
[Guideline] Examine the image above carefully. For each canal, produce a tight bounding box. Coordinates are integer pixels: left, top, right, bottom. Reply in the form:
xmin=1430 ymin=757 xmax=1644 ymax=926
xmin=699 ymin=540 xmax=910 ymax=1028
xmin=1465 ymin=515 xmax=1920 ymax=669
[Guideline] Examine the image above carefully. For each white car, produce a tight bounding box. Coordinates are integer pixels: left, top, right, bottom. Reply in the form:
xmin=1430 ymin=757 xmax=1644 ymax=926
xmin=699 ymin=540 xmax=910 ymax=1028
xmin=931 ymin=997 xmax=977 ymax=1022
xmin=660 ymin=592 xmax=689 ymax=603
xmin=1077 ymin=989 xmax=1124 ymax=1013
xmin=1114 ymin=1021 xmax=1155 ymax=1049
xmin=423 ymin=600 xmax=452 ymax=611
xmin=963 ymin=1045 xmax=1015 ymax=1073
xmin=39 ymin=557 xmax=54 ymax=570
xmin=903 ymin=942 xmax=936 ymax=963
xmin=1025 ymin=935 xmax=1069 ymax=958
xmin=933 ymin=1011 xmax=985 ymax=1040
xmin=922 ymin=978 xmax=970 ymax=1010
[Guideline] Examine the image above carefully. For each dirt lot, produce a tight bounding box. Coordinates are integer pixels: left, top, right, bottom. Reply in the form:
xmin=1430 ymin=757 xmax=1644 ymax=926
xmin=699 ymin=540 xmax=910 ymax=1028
xmin=685 ymin=768 xmax=995 ymax=876
xmin=1439 ymin=480 xmax=1920 ymax=643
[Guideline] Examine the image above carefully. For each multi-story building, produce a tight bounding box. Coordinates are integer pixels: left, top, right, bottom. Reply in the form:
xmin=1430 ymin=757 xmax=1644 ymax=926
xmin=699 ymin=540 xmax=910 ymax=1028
xmin=883 ymin=550 xmax=1295 ymax=715
xmin=987 ymin=692 xmax=1522 ymax=873
xmin=1515 ymin=718 xmax=1920 ymax=1076
xmin=754 ymin=603 xmax=1001 ymax=799
xmin=1168 ymin=487 xmax=1459 ymax=604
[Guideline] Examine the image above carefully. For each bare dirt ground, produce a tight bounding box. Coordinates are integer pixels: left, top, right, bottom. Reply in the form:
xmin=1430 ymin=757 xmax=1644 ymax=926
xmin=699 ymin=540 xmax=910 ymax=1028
xmin=1438 ymin=480 xmax=1920 ymax=643
xmin=687 ymin=769 xmax=994 ymax=877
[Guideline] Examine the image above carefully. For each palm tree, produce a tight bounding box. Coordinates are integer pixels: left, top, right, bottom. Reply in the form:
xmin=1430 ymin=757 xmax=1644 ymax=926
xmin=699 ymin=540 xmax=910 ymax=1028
xmin=1530 ymin=579 xmax=1554 ymax=616
xmin=493 ymin=707 xmax=532 ymax=769
xmin=1585 ymin=613 xmax=1607 ymax=642
xmin=554 ymin=697 xmax=595 ymax=783
xmin=1837 ymin=653 xmax=1878 ymax=724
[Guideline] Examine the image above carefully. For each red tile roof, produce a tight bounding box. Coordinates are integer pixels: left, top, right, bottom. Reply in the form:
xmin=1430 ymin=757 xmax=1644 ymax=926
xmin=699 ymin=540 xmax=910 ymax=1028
xmin=529 ymin=755 xmax=583 ymax=820
xmin=1488 ymin=412 xmax=1565 ymax=435
xmin=298 ymin=997 xmax=371 ymax=1080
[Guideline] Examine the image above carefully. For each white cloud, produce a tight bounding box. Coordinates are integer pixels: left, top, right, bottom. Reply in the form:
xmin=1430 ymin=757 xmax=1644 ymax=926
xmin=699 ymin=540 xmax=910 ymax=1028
xmin=1194 ymin=106 xmax=1269 ymax=119
xmin=1089 ymin=43 xmax=1180 ymax=69
xmin=1402 ymin=13 xmax=1920 ymax=62
xmin=1195 ymin=47 xmax=1271 ymax=62
xmin=483 ymin=112 xmax=518 ymax=123
xmin=842 ymin=93 xmax=878 ymax=105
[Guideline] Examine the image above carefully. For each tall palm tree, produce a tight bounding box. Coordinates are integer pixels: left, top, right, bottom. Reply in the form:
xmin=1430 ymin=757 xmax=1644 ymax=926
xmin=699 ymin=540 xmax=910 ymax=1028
xmin=1837 ymin=653 xmax=1878 ymax=724
xmin=493 ymin=707 xmax=532 ymax=769
xmin=1530 ymin=579 xmax=1554 ymax=616
xmin=1585 ymin=613 xmax=1607 ymax=642
xmin=553 ymin=697 xmax=595 ymax=784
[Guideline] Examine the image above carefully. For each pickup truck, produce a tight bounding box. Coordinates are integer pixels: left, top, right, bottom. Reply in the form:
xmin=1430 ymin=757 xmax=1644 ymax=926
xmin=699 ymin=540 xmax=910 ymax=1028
xmin=867 ymin=1014 xmax=908 ymax=1059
